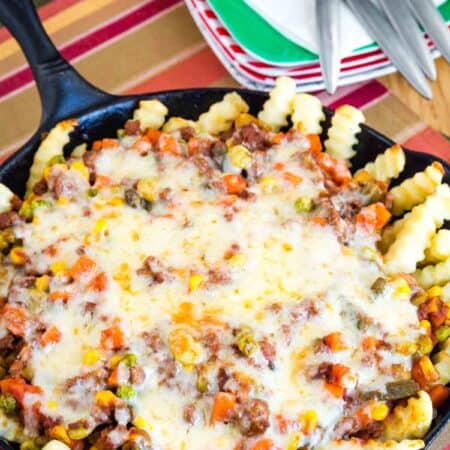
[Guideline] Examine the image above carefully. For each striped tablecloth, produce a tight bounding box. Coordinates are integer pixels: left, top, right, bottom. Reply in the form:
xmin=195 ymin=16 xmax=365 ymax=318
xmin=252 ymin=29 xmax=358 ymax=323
xmin=0 ymin=1 xmax=449 ymax=448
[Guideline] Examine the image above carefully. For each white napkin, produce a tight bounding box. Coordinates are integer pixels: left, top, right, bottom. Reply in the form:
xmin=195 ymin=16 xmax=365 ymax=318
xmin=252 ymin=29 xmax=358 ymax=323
xmin=244 ymin=0 xmax=444 ymax=57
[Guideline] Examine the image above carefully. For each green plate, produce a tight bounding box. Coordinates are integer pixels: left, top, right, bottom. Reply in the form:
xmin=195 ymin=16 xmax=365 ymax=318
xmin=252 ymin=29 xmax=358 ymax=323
xmin=208 ymin=0 xmax=450 ymax=65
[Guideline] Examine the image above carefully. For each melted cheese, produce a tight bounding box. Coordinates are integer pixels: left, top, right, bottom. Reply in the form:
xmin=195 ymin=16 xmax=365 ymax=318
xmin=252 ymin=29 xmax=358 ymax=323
xmin=3 ymin=136 xmax=423 ymax=450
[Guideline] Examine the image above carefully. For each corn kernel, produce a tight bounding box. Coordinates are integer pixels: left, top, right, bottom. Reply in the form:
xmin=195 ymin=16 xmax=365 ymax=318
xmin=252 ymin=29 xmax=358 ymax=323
xmin=48 ymin=425 xmax=71 ymax=445
xmin=228 ymin=253 xmax=247 ymax=268
xmin=9 ymin=247 xmax=28 ymax=266
xmin=354 ymin=170 xmax=372 ymax=183
xmin=109 ymin=353 xmax=124 ymax=369
xmin=70 ymin=161 xmax=89 ymax=180
xmin=133 ymin=416 xmax=152 ymax=431
xmin=82 ymin=349 xmax=103 ymax=366
xmin=32 ymin=215 xmax=40 ymax=225
xmin=412 ymin=292 xmax=428 ymax=306
xmin=169 ymin=328 xmax=204 ymax=369
xmin=370 ymin=402 xmax=389 ymax=421
xmin=137 ymin=179 xmax=156 ymax=203
xmin=43 ymin=166 xmax=52 ymax=181
xmin=393 ymin=277 xmax=411 ymax=299
xmin=107 ymin=197 xmax=124 ymax=207
xmin=227 ymin=145 xmax=252 ymax=169
xmin=259 ymin=177 xmax=279 ymax=193
xmin=47 ymin=400 xmax=58 ymax=410
xmin=189 ymin=274 xmax=204 ymax=292
xmin=51 ymin=261 xmax=67 ymax=276
xmin=286 ymin=432 xmax=302 ymax=450
xmin=57 ymin=197 xmax=69 ymax=206
xmin=396 ymin=342 xmax=417 ymax=355
xmin=35 ymin=275 xmax=50 ymax=292
xmin=427 ymin=286 xmax=443 ymax=298
xmin=420 ymin=320 xmax=431 ymax=334
xmin=417 ymin=334 xmax=433 ymax=354
xmin=300 ymin=410 xmax=318 ymax=434
xmin=68 ymin=426 xmax=92 ymax=440
xmin=94 ymin=218 xmax=107 ymax=234
xmin=95 ymin=390 xmax=117 ymax=407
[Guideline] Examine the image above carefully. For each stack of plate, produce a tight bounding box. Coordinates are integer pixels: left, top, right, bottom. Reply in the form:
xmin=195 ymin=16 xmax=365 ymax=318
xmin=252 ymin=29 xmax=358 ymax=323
xmin=185 ymin=0 xmax=450 ymax=91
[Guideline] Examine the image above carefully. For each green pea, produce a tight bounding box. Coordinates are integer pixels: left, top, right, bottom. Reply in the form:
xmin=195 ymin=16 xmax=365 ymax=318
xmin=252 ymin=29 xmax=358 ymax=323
xmin=435 ymin=325 xmax=450 ymax=342
xmin=31 ymin=199 xmax=51 ymax=211
xmin=87 ymin=188 xmax=98 ymax=198
xmin=116 ymin=385 xmax=136 ymax=400
xmin=121 ymin=353 xmax=138 ymax=368
xmin=19 ymin=203 xmax=33 ymax=220
xmin=196 ymin=375 xmax=209 ymax=393
xmin=20 ymin=440 xmax=39 ymax=450
xmin=0 ymin=394 xmax=17 ymax=415
xmin=294 ymin=197 xmax=313 ymax=213
xmin=47 ymin=155 xmax=66 ymax=166
xmin=236 ymin=326 xmax=258 ymax=357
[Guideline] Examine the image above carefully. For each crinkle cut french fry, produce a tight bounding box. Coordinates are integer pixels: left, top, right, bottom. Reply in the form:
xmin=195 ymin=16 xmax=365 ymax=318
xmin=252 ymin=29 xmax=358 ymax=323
xmin=291 ymin=93 xmax=325 ymax=134
xmin=360 ymin=144 xmax=406 ymax=184
xmin=0 ymin=183 xmax=14 ymax=213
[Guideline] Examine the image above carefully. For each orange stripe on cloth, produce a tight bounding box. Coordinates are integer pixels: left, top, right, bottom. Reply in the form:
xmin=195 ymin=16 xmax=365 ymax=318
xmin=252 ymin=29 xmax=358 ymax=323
xmin=123 ymin=45 xmax=228 ymax=94
xmin=403 ymin=127 xmax=450 ymax=162
xmin=0 ymin=0 xmax=83 ymax=43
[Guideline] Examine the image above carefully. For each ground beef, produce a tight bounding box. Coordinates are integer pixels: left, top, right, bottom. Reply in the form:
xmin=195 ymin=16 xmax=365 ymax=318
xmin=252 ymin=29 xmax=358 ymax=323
xmin=92 ymin=424 xmax=128 ymax=450
xmin=231 ymin=123 xmax=271 ymax=152
xmin=83 ymin=150 xmax=100 ymax=173
xmin=33 ymin=178 xmax=48 ymax=195
xmin=183 ymin=403 xmax=196 ymax=425
xmin=246 ymin=150 xmax=267 ymax=183
xmin=142 ymin=330 xmax=163 ymax=352
xmin=207 ymin=269 xmax=231 ymax=285
xmin=124 ymin=120 xmax=141 ymax=136
xmin=235 ymin=398 xmax=270 ymax=436
xmin=260 ymin=338 xmax=276 ymax=369
xmin=130 ymin=366 xmax=146 ymax=385
xmin=191 ymin=155 xmax=215 ymax=177
xmin=0 ymin=211 xmax=18 ymax=229
xmin=179 ymin=127 xmax=195 ymax=141
xmin=202 ymin=329 xmax=221 ymax=357
xmin=137 ymin=256 xmax=174 ymax=285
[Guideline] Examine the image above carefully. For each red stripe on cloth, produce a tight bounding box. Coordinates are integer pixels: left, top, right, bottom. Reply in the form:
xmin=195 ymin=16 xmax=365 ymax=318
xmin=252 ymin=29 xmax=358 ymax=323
xmin=0 ymin=0 xmax=182 ymax=99
xmin=0 ymin=0 xmax=82 ymax=43
xmin=124 ymin=46 xmax=227 ymax=93
xmin=403 ymin=127 xmax=450 ymax=162
xmin=327 ymin=80 xmax=388 ymax=110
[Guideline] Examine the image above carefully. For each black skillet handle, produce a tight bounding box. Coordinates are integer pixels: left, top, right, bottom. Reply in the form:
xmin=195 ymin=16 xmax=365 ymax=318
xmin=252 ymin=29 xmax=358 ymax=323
xmin=0 ymin=0 xmax=116 ymax=127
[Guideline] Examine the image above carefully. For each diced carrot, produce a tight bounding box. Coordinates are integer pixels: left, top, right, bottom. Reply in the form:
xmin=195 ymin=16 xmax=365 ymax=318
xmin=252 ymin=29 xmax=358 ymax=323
xmin=271 ymin=133 xmax=285 ymax=145
xmin=329 ymin=364 xmax=350 ymax=383
xmin=101 ymin=138 xmax=119 ymax=149
xmin=132 ymin=137 xmax=152 ymax=155
xmin=49 ymin=291 xmax=71 ymax=303
xmin=39 ymin=326 xmax=62 ymax=347
xmin=89 ymin=272 xmax=108 ymax=292
xmin=356 ymin=203 xmax=391 ymax=233
xmin=307 ymin=134 xmax=322 ymax=155
xmin=211 ymin=392 xmax=237 ymax=424
xmin=251 ymin=439 xmax=274 ymax=450
xmin=316 ymin=152 xmax=352 ymax=186
xmin=310 ymin=217 xmax=328 ymax=226
xmin=92 ymin=140 xmax=103 ymax=151
xmin=145 ymin=129 xmax=162 ymax=144
xmin=100 ymin=324 xmax=125 ymax=351
xmin=94 ymin=175 xmax=111 ymax=189
xmin=159 ymin=134 xmax=182 ymax=156
xmin=1 ymin=305 xmax=28 ymax=337
xmin=411 ymin=356 xmax=440 ymax=388
xmin=217 ymin=195 xmax=238 ymax=207
xmin=107 ymin=367 xmax=121 ymax=387
xmin=222 ymin=174 xmax=247 ymax=195
xmin=283 ymin=171 xmax=303 ymax=186
xmin=0 ymin=378 xmax=42 ymax=404
xmin=69 ymin=256 xmax=96 ymax=281
xmin=362 ymin=336 xmax=378 ymax=352
xmin=273 ymin=162 xmax=285 ymax=171
xmin=275 ymin=415 xmax=289 ymax=433
xmin=427 ymin=384 xmax=450 ymax=409
xmin=325 ymin=382 xmax=345 ymax=398
xmin=323 ymin=332 xmax=346 ymax=351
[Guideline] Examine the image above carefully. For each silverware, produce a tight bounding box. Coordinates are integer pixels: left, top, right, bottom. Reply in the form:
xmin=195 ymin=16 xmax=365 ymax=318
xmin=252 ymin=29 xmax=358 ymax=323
xmin=379 ymin=0 xmax=436 ymax=80
xmin=345 ymin=0 xmax=432 ymax=99
xmin=409 ymin=0 xmax=450 ymax=62
xmin=316 ymin=0 xmax=340 ymax=94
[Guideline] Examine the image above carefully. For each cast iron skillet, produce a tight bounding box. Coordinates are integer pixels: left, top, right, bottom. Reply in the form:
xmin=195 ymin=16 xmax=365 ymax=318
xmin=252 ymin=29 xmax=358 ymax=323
xmin=0 ymin=0 xmax=448 ymax=448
